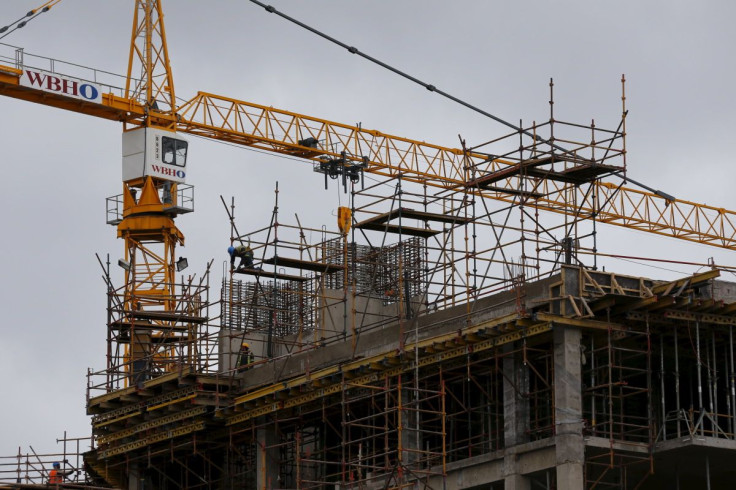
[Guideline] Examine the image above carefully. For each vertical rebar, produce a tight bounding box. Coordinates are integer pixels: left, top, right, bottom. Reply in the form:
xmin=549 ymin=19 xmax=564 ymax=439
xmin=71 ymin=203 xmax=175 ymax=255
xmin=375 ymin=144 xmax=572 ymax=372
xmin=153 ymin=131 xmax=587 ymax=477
xmin=229 ymin=197 xmax=235 ymax=329
xmin=422 ymin=181 xmax=430 ymax=314
xmin=397 ymin=175 xmax=406 ymax=349
xmin=268 ymin=183 xmax=279 ymax=359
xmin=342 ymin=215 xmax=348 ymax=340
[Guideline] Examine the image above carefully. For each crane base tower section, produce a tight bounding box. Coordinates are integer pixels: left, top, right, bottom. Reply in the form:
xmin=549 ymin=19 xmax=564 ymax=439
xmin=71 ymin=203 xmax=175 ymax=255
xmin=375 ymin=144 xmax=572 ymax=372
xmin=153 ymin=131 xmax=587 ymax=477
xmin=85 ymin=261 xmax=736 ymax=489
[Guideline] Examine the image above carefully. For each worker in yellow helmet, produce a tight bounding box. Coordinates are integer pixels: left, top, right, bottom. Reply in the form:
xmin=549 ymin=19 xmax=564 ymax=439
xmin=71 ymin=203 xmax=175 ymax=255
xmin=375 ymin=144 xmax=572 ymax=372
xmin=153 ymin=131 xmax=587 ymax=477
xmin=237 ymin=342 xmax=254 ymax=370
xmin=228 ymin=243 xmax=254 ymax=271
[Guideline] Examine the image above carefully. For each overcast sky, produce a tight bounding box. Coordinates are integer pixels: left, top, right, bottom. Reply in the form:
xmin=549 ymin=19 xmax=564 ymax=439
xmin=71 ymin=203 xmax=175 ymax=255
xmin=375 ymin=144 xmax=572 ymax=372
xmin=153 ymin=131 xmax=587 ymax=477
xmin=1 ymin=0 xmax=735 ymax=461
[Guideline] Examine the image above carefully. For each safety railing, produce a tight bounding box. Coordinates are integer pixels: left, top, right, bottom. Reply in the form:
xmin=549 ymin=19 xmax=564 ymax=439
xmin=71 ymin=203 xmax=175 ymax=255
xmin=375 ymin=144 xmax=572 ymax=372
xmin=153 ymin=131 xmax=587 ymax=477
xmin=0 ymin=42 xmax=132 ymax=99
xmin=0 ymin=434 xmax=93 ymax=485
xmin=106 ymin=183 xmax=195 ymax=225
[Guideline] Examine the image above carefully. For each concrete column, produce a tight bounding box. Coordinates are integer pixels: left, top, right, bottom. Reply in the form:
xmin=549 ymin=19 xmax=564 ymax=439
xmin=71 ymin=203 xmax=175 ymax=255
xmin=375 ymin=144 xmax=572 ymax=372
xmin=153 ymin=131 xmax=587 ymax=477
xmin=126 ymin=463 xmax=141 ymax=490
xmin=257 ymin=424 xmax=280 ymax=490
xmin=504 ymin=472 xmax=531 ymax=490
xmin=503 ymin=343 xmax=530 ymax=447
xmin=400 ymin=388 xmax=419 ymax=470
xmin=553 ymin=325 xmax=584 ymax=490
xmin=503 ymin=343 xmax=531 ymax=490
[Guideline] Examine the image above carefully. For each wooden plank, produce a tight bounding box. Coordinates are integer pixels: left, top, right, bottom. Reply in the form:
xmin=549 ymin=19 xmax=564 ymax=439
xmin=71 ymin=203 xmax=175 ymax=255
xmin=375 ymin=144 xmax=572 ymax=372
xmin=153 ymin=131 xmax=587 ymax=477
xmin=651 ymin=270 xmax=720 ymax=295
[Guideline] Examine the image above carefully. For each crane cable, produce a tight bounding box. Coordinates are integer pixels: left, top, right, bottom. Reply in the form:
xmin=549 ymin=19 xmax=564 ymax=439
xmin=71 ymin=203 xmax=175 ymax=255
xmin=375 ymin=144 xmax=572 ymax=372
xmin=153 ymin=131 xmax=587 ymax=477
xmin=248 ymin=1 xmax=680 ymax=203
xmin=248 ymin=0 xmax=563 ymax=153
xmin=0 ymin=0 xmax=62 ymax=41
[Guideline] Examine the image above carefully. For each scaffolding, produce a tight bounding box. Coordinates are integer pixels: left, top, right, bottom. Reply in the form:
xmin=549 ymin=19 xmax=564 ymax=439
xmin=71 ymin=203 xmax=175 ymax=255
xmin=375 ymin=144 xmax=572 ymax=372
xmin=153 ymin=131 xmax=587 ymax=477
xmin=9 ymin=85 xmax=736 ymax=490
xmin=85 ymin=256 xmax=217 ymax=397
xmin=0 ymin=434 xmax=93 ymax=487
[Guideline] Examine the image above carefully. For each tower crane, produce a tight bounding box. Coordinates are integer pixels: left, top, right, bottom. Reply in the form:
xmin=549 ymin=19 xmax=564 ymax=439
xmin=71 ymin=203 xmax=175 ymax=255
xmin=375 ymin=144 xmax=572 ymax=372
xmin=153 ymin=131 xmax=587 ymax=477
xmin=1 ymin=0 xmax=735 ymax=249
xmin=0 ymin=0 xmax=735 ymax=377
xmin=1 ymin=2 xmax=733 ymax=251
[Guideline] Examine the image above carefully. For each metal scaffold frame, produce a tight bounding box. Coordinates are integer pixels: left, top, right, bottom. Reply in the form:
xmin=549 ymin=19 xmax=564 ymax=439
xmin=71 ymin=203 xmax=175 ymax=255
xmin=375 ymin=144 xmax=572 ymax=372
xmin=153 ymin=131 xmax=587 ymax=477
xmin=86 ymin=253 xmax=217 ymax=396
xmin=12 ymin=83 xmax=736 ymax=489
xmin=0 ymin=434 xmax=93 ymax=486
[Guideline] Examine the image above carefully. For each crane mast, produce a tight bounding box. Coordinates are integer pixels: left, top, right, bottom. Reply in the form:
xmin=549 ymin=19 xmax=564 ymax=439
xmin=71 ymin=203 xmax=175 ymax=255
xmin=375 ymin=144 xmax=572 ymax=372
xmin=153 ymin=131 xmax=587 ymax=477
xmin=115 ymin=0 xmax=190 ymax=382
xmin=126 ymin=0 xmax=175 ymax=119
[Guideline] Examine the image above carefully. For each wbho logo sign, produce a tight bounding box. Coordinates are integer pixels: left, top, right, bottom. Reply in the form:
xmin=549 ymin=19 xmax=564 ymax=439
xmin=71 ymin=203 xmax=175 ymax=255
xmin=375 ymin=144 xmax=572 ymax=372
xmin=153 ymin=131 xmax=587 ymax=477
xmin=20 ymin=68 xmax=103 ymax=104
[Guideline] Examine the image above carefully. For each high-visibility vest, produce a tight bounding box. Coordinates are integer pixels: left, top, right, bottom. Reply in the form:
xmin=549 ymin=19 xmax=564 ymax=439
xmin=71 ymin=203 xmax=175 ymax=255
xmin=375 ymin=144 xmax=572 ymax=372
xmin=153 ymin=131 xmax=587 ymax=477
xmin=238 ymin=350 xmax=254 ymax=367
xmin=49 ymin=470 xmax=62 ymax=483
xmin=235 ymin=245 xmax=252 ymax=257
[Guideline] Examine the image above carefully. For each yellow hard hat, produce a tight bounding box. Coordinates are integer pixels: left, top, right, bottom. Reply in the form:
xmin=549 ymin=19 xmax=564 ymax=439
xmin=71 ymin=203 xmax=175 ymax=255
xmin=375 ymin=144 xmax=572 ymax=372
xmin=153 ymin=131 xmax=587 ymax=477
xmin=241 ymin=342 xmax=250 ymax=348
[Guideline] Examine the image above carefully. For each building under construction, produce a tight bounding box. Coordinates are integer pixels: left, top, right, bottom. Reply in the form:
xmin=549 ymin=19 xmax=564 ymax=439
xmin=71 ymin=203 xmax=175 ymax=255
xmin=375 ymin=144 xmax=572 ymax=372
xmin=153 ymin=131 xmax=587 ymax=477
xmin=4 ymin=2 xmax=736 ymax=490
xmin=4 ymin=104 xmax=736 ymax=490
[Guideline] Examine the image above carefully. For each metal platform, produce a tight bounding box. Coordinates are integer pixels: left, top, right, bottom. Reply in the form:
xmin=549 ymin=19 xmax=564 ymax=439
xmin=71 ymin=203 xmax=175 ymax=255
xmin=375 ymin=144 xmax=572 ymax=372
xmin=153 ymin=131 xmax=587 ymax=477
xmin=355 ymin=207 xmax=469 ymax=237
xmin=356 ymin=222 xmax=440 ymax=238
xmin=261 ymin=255 xmax=345 ymax=275
xmin=233 ymin=267 xmax=310 ymax=282
xmin=468 ymin=155 xmax=623 ymax=188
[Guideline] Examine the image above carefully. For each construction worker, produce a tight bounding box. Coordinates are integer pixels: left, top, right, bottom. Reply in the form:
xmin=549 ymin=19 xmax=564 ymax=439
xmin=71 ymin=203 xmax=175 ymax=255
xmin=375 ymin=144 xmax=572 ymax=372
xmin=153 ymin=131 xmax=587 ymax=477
xmin=228 ymin=243 xmax=254 ymax=270
xmin=237 ymin=342 xmax=254 ymax=370
xmin=48 ymin=461 xmax=73 ymax=484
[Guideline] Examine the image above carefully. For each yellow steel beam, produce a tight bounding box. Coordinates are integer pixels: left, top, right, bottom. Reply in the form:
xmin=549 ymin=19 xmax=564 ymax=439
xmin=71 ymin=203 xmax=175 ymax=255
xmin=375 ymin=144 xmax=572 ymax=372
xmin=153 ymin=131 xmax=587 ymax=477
xmin=174 ymin=93 xmax=736 ymax=250
xmin=97 ymin=406 xmax=207 ymax=445
xmin=650 ymin=269 xmax=720 ymax=295
xmin=93 ymin=410 xmax=142 ymax=429
xmin=146 ymin=393 xmax=197 ymax=412
xmin=91 ymin=385 xmax=197 ymax=424
xmin=98 ymin=420 xmax=205 ymax=458
xmin=534 ymin=312 xmax=626 ymax=331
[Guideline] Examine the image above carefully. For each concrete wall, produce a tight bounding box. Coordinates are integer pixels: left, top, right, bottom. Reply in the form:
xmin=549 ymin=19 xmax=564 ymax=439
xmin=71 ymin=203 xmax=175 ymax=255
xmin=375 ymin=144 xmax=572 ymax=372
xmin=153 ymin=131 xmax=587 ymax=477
xmin=218 ymin=328 xmax=269 ymax=372
xmin=312 ymin=288 xmax=426 ymax=342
